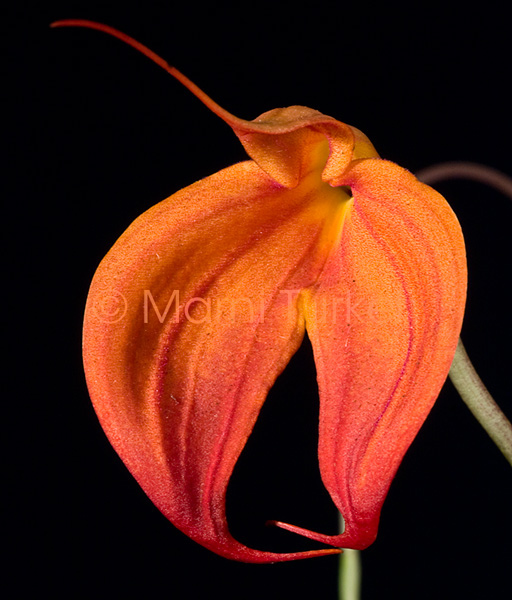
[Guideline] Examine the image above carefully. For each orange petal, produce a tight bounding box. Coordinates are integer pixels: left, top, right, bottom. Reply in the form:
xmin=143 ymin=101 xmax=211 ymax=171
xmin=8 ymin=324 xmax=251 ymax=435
xmin=83 ymin=159 xmax=349 ymax=561
xmin=56 ymin=20 xmax=466 ymax=559
xmin=273 ymin=159 xmax=467 ymax=548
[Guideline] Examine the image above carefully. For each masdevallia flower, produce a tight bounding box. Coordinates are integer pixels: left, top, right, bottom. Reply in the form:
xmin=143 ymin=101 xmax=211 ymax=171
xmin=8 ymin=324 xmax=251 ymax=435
xmin=54 ymin=21 xmax=467 ymax=562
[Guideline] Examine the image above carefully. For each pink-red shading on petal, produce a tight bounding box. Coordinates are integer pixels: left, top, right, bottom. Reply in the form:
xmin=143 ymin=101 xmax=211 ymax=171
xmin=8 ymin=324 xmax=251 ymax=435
xmin=273 ymin=159 xmax=466 ymax=548
xmin=83 ymin=161 xmax=349 ymax=561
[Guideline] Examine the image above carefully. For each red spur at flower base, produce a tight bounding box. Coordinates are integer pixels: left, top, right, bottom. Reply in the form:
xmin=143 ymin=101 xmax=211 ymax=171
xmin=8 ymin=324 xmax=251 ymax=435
xmin=53 ymin=20 xmax=467 ymax=562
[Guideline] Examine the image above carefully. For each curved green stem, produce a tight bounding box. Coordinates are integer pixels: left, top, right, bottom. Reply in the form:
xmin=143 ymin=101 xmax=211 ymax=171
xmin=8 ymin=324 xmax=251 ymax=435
xmin=417 ymin=161 xmax=512 ymax=198
xmin=449 ymin=339 xmax=512 ymax=466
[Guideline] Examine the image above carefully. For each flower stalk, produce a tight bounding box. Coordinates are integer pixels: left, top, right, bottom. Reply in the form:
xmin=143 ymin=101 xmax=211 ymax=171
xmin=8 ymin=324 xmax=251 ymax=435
xmin=449 ymin=339 xmax=512 ymax=466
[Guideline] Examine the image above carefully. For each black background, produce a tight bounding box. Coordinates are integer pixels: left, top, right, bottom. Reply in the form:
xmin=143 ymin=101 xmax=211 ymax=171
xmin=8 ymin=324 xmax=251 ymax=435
xmin=7 ymin=1 xmax=512 ymax=598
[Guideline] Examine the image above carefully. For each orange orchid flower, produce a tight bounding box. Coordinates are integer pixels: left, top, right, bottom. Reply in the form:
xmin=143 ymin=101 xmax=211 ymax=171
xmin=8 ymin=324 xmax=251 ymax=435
xmin=53 ymin=20 xmax=467 ymax=563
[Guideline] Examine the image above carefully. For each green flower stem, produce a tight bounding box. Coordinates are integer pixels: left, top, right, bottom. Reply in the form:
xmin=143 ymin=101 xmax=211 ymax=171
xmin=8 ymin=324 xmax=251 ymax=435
xmin=449 ymin=339 xmax=512 ymax=466
xmin=338 ymin=512 xmax=361 ymax=600
xmin=339 ymin=548 xmax=361 ymax=600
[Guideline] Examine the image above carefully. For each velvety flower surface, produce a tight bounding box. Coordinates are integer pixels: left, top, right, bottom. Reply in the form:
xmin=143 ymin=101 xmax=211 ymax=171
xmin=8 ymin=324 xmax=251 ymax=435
xmin=55 ymin=21 xmax=467 ymax=563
